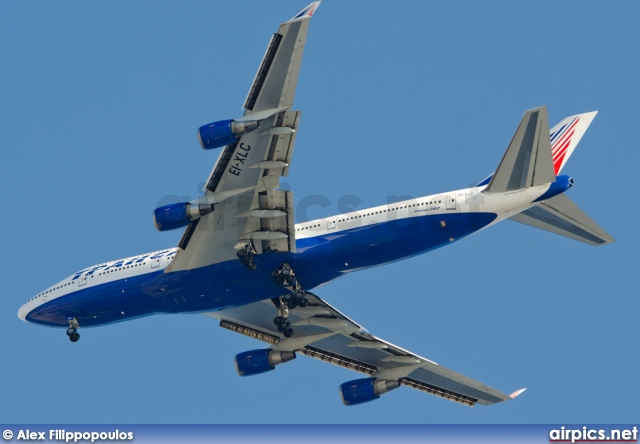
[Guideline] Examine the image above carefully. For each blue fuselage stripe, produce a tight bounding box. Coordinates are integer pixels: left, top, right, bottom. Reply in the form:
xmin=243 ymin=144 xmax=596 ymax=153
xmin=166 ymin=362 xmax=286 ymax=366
xmin=26 ymin=212 xmax=497 ymax=327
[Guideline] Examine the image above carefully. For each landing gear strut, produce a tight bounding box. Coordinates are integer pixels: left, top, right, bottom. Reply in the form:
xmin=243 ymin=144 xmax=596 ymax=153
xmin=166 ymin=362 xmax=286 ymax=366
xmin=66 ymin=318 xmax=80 ymax=342
xmin=270 ymin=263 xmax=310 ymax=338
xmin=237 ymin=242 xmax=257 ymax=270
xmin=273 ymin=299 xmax=294 ymax=338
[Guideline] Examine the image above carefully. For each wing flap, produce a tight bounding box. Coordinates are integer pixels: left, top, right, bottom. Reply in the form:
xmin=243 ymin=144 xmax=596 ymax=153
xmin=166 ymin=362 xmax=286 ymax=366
xmin=171 ymin=108 xmax=300 ymax=270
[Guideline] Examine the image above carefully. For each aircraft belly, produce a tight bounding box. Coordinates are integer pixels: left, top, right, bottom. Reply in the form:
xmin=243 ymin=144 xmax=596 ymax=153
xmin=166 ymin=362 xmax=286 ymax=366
xmin=297 ymin=212 xmax=497 ymax=272
xmin=25 ymin=271 xmax=165 ymax=328
xmin=27 ymin=213 xmax=496 ymax=328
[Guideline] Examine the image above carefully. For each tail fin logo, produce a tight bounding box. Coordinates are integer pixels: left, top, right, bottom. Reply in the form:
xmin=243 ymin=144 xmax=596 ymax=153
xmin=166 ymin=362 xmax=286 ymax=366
xmin=550 ymin=116 xmax=580 ymax=175
xmin=292 ymin=2 xmax=320 ymax=20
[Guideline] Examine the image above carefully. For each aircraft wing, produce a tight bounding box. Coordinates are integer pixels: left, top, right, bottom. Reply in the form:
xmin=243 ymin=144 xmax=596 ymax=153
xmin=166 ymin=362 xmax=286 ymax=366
xmin=203 ymin=293 xmax=524 ymax=406
xmin=167 ymin=3 xmax=321 ymax=272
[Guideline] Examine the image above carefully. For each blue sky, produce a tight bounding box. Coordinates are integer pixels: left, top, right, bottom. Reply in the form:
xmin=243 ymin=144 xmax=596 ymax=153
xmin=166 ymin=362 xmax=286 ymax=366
xmin=1 ymin=1 xmax=638 ymax=424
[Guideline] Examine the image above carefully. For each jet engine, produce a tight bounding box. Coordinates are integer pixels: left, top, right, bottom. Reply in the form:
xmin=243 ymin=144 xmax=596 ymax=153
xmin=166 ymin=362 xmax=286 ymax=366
xmin=339 ymin=378 xmax=400 ymax=406
xmin=197 ymin=119 xmax=259 ymax=150
xmin=152 ymin=202 xmax=214 ymax=232
xmin=235 ymin=349 xmax=296 ymax=376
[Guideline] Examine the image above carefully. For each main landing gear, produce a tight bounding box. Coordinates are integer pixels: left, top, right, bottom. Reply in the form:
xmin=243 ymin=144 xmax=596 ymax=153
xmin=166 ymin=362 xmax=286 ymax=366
xmin=271 ymin=263 xmax=310 ymax=338
xmin=237 ymin=242 xmax=257 ymax=270
xmin=66 ymin=318 xmax=80 ymax=342
xmin=273 ymin=300 xmax=294 ymax=338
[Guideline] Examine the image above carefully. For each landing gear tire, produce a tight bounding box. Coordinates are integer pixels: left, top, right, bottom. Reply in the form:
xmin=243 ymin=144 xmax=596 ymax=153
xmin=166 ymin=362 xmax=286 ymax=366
xmin=66 ymin=327 xmax=77 ymax=336
xmin=69 ymin=332 xmax=80 ymax=342
xmin=283 ymin=328 xmax=294 ymax=338
xmin=299 ymin=298 xmax=308 ymax=308
xmin=273 ymin=316 xmax=284 ymax=326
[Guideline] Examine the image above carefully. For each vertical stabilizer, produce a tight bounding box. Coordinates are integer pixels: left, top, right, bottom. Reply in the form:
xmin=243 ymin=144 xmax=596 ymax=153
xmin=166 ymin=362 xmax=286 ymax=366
xmin=483 ymin=106 xmax=555 ymax=193
xmin=550 ymin=111 xmax=598 ymax=175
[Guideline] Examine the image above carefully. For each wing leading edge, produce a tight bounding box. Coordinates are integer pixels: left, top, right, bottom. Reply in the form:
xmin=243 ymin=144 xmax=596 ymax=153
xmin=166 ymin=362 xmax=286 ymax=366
xmin=203 ymin=293 xmax=524 ymax=407
xmin=244 ymin=2 xmax=320 ymax=113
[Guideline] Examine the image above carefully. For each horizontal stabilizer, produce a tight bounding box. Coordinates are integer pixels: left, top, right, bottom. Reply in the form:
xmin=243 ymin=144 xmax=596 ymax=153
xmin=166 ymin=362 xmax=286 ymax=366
xmin=484 ymin=106 xmax=556 ymax=193
xmin=509 ymin=194 xmax=615 ymax=246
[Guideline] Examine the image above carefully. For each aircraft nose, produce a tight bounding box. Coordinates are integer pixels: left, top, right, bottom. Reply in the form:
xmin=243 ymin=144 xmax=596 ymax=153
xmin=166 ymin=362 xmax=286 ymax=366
xmin=18 ymin=303 xmax=30 ymax=322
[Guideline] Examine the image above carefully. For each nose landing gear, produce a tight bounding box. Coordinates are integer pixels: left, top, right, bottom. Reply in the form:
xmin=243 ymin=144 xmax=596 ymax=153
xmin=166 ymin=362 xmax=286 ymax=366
xmin=66 ymin=318 xmax=80 ymax=342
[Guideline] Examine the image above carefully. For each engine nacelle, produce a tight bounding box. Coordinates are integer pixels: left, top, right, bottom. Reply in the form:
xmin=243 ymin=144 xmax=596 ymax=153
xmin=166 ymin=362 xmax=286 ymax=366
xmin=197 ymin=119 xmax=259 ymax=150
xmin=152 ymin=202 xmax=214 ymax=232
xmin=235 ymin=349 xmax=296 ymax=377
xmin=339 ymin=378 xmax=400 ymax=406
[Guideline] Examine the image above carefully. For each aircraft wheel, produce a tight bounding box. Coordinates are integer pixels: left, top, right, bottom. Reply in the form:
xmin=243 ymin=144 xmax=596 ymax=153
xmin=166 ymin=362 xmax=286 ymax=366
xmin=69 ymin=333 xmax=80 ymax=343
xmin=273 ymin=316 xmax=284 ymax=326
xmin=299 ymin=298 xmax=308 ymax=308
xmin=66 ymin=327 xmax=76 ymax=336
xmin=283 ymin=328 xmax=294 ymax=338
xmin=236 ymin=250 xmax=247 ymax=258
xmin=278 ymin=322 xmax=292 ymax=333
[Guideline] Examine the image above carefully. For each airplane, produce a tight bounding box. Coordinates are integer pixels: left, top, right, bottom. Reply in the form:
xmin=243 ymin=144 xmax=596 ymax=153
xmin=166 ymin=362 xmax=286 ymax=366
xmin=17 ymin=2 xmax=614 ymax=407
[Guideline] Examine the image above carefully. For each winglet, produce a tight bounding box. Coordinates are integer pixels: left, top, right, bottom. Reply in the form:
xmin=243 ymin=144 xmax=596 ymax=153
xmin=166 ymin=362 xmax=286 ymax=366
xmin=509 ymin=388 xmax=527 ymax=399
xmin=288 ymin=1 xmax=321 ymax=22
